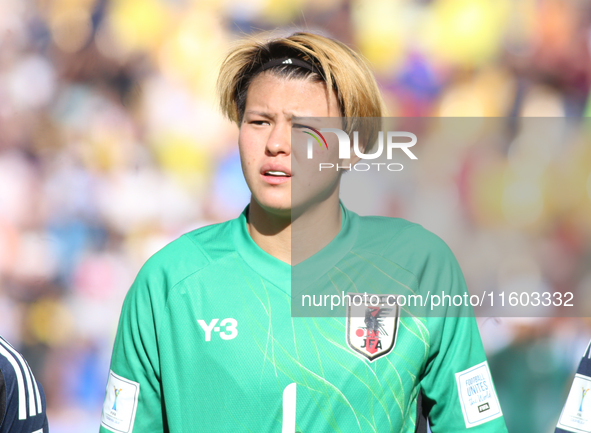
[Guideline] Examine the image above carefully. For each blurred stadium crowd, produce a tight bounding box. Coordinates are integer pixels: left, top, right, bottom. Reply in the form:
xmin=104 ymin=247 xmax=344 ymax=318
xmin=0 ymin=0 xmax=590 ymax=432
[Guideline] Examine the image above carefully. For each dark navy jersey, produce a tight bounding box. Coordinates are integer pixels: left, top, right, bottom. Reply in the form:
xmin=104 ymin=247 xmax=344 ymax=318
xmin=555 ymin=340 xmax=591 ymax=433
xmin=0 ymin=336 xmax=48 ymax=433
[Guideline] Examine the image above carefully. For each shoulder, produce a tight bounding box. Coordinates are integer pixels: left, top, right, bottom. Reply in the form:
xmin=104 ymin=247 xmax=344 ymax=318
xmin=352 ymin=212 xmax=461 ymax=289
xmin=355 ymin=214 xmax=452 ymax=258
xmin=0 ymin=336 xmax=47 ymax=432
xmin=129 ymin=218 xmax=240 ymax=306
xmin=0 ymin=337 xmax=26 ymax=396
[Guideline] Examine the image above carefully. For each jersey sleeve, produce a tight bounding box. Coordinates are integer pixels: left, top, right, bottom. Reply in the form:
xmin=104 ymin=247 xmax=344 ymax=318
xmin=384 ymin=224 xmax=509 ymax=432
xmin=555 ymin=339 xmax=591 ymax=433
xmin=100 ymin=234 xmax=211 ymax=433
xmin=419 ymin=233 xmax=508 ymax=432
xmin=422 ymin=315 xmax=507 ymax=432
xmin=100 ymin=264 xmax=166 ymax=433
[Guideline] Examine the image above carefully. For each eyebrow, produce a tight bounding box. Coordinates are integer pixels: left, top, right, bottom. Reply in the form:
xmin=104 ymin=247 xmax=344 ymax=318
xmin=244 ymin=110 xmax=274 ymax=119
xmin=244 ymin=110 xmax=321 ymax=120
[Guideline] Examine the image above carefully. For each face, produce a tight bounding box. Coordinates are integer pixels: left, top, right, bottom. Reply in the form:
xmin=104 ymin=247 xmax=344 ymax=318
xmin=238 ymin=72 xmax=345 ymax=218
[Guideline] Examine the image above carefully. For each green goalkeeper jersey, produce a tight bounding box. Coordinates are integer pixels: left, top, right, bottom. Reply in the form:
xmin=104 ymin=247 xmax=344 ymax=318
xmin=100 ymin=203 xmax=508 ymax=433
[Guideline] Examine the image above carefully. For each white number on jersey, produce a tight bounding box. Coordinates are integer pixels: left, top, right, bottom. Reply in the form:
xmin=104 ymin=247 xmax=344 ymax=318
xmin=282 ymin=383 xmax=297 ymax=433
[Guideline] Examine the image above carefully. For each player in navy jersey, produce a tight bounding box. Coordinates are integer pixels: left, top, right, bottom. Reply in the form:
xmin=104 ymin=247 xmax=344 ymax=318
xmin=556 ymin=339 xmax=591 ymax=433
xmin=0 ymin=336 xmax=48 ymax=433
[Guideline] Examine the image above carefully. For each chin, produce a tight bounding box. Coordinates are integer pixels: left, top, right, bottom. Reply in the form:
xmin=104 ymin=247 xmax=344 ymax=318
xmin=254 ymin=195 xmax=292 ymax=218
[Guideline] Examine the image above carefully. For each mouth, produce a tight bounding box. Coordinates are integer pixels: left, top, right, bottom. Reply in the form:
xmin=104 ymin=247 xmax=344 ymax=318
xmin=263 ymin=170 xmax=290 ymax=177
xmin=261 ymin=165 xmax=291 ymax=184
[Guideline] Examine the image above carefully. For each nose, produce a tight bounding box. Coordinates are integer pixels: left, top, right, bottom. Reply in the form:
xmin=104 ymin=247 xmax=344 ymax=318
xmin=265 ymin=121 xmax=291 ymax=156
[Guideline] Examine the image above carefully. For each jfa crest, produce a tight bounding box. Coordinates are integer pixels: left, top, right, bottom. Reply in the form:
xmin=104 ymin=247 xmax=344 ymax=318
xmin=346 ymin=293 xmax=400 ymax=362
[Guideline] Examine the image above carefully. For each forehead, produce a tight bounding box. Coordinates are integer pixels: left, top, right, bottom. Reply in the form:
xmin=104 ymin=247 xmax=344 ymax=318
xmin=244 ymin=72 xmax=340 ymax=117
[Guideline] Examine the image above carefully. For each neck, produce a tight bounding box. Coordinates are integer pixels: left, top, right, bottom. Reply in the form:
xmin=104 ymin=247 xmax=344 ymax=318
xmin=246 ymin=194 xmax=342 ymax=266
xmin=247 ymin=200 xmax=292 ymax=264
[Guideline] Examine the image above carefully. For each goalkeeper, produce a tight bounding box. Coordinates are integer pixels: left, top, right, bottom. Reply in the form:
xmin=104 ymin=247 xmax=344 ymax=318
xmin=100 ymin=31 xmax=509 ymax=433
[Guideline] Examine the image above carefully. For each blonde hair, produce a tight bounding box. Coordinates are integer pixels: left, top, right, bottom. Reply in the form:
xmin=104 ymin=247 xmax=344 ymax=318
xmin=217 ymin=31 xmax=386 ymax=126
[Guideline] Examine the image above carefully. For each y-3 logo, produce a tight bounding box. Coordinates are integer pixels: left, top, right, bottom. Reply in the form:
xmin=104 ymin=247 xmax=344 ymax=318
xmin=197 ymin=318 xmax=238 ymax=341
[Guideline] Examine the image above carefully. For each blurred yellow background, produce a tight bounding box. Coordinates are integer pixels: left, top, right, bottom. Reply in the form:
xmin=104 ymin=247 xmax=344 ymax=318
xmin=0 ymin=0 xmax=590 ymax=432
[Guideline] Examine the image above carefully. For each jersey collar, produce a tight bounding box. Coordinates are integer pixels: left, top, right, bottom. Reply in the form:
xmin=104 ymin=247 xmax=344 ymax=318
xmin=233 ymin=206 xmax=292 ymax=295
xmin=232 ymin=201 xmax=359 ymax=297
xmin=292 ymin=202 xmax=359 ymax=294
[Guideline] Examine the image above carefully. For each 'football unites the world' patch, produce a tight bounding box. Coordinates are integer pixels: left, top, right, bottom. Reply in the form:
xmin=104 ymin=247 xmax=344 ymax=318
xmin=455 ymin=361 xmax=503 ymax=428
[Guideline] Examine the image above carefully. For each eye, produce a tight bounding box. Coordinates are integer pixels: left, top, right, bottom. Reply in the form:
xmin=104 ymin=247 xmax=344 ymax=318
xmin=251 ymin=120 xmax=269 ymax=126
